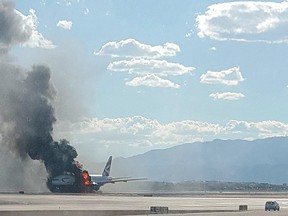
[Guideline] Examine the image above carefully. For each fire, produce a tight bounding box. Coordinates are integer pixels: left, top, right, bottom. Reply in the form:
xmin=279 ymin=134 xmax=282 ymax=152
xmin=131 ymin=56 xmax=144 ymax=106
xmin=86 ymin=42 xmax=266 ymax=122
xmin=48 ymin=162 xmax=93 ymax=193
xmin=82 ymin=170 xmax=91 ymax=187
xmin=82 ymin=172 xmax=88 ymax=179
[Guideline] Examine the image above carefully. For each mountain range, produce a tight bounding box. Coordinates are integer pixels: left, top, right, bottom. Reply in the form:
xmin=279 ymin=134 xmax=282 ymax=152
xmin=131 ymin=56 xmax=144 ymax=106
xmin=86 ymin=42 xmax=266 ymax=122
xmin=98 ymin=137 xmax=288 ymax=184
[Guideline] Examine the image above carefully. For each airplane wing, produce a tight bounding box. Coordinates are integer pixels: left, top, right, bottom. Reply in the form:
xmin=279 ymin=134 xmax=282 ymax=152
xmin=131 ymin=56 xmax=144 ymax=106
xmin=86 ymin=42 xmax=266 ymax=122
xmin=108 ymin=177 xmax=148 ymax=183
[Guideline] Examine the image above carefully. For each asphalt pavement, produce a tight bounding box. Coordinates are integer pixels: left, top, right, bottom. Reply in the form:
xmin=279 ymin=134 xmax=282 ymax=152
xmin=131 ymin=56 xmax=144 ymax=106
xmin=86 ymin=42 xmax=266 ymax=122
xmin=1 ymin=192 xmax=288 ymax=216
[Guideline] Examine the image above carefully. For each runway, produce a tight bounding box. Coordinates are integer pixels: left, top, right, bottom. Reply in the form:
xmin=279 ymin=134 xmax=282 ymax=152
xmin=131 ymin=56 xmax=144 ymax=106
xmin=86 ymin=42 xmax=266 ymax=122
xmin=1 ymin=192 xmax=288 ymax=215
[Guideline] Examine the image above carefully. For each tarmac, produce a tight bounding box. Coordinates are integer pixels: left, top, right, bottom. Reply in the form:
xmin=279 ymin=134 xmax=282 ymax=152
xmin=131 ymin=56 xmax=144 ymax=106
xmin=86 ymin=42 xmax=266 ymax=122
xmin=1 ymin=192 xmax=288 ymax=216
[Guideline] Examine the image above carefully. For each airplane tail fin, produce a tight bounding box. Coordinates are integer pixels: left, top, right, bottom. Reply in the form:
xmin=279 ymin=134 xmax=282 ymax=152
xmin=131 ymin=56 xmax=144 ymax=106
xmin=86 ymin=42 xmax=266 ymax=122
xmin=102 ymin=156 xmax=112 ymax=177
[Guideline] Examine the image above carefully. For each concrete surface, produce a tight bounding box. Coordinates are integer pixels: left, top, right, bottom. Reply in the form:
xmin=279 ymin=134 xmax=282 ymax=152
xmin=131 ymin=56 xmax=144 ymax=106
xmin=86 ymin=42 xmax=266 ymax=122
xmin=0 ymin=192 xmax=288 ymax=215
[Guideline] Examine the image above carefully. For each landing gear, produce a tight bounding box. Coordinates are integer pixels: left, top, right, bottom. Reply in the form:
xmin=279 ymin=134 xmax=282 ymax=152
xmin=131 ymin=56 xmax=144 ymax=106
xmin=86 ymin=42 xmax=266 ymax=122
xmin=92 ymin=183 xmax=100 ymax=192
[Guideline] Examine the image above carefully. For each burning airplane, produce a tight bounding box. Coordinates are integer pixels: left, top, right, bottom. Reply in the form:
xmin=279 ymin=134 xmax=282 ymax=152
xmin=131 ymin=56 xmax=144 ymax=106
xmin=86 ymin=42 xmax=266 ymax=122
xmin=49 ymin=167 xmax=92 ymax=193
xmin=0 ymin=63 xmax=93 ymax=193
xmin=48 ymin=156 xmax=146 ymax=193
xmin=0 ymin=2 xmax=146 ymax=193
xmin=0 ymin=1 xmax=91 ymax=193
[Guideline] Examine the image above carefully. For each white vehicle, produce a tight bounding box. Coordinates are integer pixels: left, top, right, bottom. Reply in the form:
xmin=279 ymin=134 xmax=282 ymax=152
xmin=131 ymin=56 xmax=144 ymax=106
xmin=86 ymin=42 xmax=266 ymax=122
xmin=265 ymin=201 xmax=280 ymax=211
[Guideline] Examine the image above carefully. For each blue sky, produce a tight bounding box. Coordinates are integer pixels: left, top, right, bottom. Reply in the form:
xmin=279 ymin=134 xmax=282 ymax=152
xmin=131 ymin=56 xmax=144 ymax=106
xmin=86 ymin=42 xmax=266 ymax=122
xmin=9 ymin=0 xmax=288 ymax=162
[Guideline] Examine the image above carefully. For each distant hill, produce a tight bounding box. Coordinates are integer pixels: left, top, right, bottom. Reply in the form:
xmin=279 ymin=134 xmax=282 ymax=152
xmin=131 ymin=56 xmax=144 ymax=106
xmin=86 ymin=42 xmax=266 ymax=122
xmin=109 ymin=137 xmax=288 ymax=184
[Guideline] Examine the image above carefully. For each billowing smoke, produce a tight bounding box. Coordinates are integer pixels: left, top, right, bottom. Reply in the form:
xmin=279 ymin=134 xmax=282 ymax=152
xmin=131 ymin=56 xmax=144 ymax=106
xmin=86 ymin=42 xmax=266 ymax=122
xmin=0 ymin=1 xmax=84 ymax=192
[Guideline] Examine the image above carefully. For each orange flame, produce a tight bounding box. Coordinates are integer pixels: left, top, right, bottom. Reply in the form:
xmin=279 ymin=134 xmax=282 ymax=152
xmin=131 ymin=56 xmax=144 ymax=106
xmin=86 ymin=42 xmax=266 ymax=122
xmin=82 ymin=172 xmax=88 ymax=180
xmin=84 ymin=180 xmax=90 ymax=186
xmin=82 ymin=171 xmax=90 ymax=186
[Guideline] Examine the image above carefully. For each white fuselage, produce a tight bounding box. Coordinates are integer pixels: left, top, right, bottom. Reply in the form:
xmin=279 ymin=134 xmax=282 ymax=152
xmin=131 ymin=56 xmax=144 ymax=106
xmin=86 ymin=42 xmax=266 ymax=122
xmin=90 ymin=175 xmax=111 ymax=185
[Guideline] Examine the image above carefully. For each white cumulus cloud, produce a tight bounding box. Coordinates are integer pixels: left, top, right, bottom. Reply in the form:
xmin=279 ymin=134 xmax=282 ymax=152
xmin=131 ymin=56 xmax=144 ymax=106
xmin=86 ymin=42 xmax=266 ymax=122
xmin=54 ymin=116 xmax=222 ymax=148
xmin=126 ymin=74 xmax=180 ymax=89
xmin=96 ymin=38 xmax=195 ymax=89
xmin=18 ymin=9 xmax=55 ymax=49
xmin=54 ymin=117 xmax=288 ymax=150
xmin=225 ymin=120 xmax=288 ymax=139
xmin=95 ymin=38 xmax=180 ymax=58
xmin=196 ymin=1 xmax=288 ymax=43
xmin=210 ymin=92 xmax=245 ymax=100
xmin=108 ymin=58 xmax=195 ymax=77
xmin=57 ymin=20 xmax=73 ymax=30
xmin=200 ymin=67 xmax=244 ymax=86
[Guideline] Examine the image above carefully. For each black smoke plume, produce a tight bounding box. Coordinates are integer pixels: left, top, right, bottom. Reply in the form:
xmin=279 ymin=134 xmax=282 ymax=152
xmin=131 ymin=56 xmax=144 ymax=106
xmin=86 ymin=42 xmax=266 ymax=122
xmin=0 ymin=63 xmax=82 ymax=191
xmin=0 ymin=1 xmax=83 ymax=192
